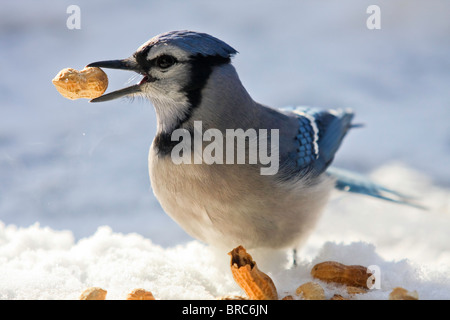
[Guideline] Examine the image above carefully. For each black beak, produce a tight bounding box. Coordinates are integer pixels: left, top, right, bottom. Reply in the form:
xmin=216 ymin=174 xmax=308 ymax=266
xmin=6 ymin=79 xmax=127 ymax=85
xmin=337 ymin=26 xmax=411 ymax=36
xmin=87 ymin=58 xmax=138 ymax=71
xmin=86 ymin=58 xmax=142 ymax=103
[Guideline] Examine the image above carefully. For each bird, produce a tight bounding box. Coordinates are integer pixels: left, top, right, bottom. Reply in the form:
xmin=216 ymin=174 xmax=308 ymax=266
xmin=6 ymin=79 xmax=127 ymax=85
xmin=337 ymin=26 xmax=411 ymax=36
xmin=87 ymin=30 xmax=421 ymax=253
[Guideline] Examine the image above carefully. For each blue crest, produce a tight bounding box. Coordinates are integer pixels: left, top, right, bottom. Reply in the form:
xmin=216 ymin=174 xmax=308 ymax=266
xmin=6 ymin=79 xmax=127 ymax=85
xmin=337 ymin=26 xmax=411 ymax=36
xmin=145 ymin=30 xmax=238 ymax=58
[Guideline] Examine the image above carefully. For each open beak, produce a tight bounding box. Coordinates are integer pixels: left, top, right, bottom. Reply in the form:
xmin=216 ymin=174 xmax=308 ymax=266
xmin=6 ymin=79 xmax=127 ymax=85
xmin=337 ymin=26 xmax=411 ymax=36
xmin=86 ymin=58 xmax=143 ymax=103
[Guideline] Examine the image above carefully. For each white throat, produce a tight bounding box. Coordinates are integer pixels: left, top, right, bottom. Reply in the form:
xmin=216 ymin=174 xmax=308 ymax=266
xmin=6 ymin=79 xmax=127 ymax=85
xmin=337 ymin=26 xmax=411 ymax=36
xmin=143 ymin=88 xmax=191 ymax=134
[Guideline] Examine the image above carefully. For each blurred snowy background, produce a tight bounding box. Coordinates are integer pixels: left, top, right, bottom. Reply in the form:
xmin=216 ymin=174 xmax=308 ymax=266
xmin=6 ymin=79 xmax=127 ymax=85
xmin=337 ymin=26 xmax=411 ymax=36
xmin=0 ymin=0 xmax=449 ymax=299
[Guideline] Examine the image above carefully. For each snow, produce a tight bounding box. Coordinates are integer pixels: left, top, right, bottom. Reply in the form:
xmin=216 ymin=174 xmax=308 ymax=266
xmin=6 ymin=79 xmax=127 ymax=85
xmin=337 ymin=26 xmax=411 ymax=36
xmin=1 ymin=164 xmax=449 ymax=300
xmin=1 ymin=1 xmax=449 ymax=300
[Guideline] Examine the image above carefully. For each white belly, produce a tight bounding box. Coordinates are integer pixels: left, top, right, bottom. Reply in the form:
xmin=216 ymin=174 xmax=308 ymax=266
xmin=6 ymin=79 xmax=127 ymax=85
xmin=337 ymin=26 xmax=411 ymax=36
xmin=148 ymin=147 xmax=334 ymax=250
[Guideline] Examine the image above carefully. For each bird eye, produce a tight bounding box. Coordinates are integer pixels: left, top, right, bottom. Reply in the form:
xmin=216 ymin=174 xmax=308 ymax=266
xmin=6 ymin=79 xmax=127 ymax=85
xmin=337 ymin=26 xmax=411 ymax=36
xmin=156 ymin=55 xmax=176 ymax=69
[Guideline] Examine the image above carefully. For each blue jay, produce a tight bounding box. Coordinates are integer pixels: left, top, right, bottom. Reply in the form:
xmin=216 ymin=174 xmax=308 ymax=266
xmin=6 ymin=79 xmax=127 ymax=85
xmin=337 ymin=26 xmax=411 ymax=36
xmin=88 ymin=30 xmax=420 ymax=251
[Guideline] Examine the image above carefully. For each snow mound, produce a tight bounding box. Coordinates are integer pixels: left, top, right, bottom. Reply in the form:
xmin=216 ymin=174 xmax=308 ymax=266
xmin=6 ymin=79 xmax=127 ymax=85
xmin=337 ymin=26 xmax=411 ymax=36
xmin=1 ymin=163 xmax=449 ymax=300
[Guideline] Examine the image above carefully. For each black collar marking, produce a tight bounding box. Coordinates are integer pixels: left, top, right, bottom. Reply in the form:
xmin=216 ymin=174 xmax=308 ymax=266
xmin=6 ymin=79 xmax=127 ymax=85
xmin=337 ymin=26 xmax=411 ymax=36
xmin=154 ymin=54 xmax=231 ymax=156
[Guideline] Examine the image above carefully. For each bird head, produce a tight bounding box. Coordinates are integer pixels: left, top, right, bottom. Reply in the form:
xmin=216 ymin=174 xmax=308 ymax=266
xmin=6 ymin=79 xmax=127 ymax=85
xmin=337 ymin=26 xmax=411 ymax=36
xmin=88 ymin=30 xmax=238 ymax=133
xmin=88 ymin=30 xmax=237 ymax=103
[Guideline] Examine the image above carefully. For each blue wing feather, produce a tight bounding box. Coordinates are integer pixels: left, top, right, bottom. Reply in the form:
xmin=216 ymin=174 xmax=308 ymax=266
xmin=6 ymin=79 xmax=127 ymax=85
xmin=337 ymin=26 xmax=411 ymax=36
xmin=278 ymin=106 xmax=424 ymax=208
xmin=280 ymin=106 xmax=354 ymax=175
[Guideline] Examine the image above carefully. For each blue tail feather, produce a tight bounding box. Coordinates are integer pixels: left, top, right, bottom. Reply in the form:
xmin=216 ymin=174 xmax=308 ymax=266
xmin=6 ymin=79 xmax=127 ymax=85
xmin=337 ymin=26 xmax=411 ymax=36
xmin=327 ymin=167 xmax=426 ymax=209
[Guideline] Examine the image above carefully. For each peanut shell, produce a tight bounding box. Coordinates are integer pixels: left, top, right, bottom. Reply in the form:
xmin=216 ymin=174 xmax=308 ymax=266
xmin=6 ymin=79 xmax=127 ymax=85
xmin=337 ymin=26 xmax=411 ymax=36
xmin=311 ymin=261 xmax=373 ymax=289
xmin=79 ymin=287 xmax=107 ymax=300
xmin=229 ymin=246 xmax=278 ymax=300
xmin=52 ymin=67 xmax=108 ymax=100
xmin=389 ymin=287 xmax=419 ymax=300
xmin=126 ymin=288 xmax=155 ymax=300
xmin=295 ymin=281 xmax=325 ymax=300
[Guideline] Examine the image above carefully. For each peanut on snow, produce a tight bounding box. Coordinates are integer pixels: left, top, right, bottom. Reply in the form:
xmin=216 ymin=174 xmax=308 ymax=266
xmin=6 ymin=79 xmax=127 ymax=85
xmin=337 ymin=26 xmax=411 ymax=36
xmin=311 ymin=261 xmax=375 ymax=289
xmin=229 ymin=245 xmax=278 ymax=300
xmin=295 ymin=281 xmax=325 ymax=300
xmin=79 ymin=287 xmax=107 ymax=300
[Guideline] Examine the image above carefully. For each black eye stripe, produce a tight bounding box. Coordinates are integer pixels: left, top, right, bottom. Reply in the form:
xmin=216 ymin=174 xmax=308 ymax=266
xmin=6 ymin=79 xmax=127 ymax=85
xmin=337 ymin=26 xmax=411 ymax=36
xmin=133 ymin=46 xmax=153 ymax=73
xmin=153 ymin=54 xmax=232 ymax=156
